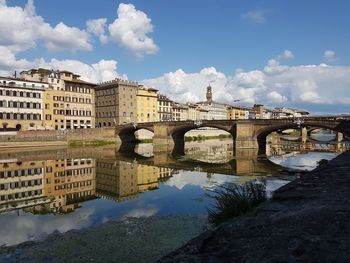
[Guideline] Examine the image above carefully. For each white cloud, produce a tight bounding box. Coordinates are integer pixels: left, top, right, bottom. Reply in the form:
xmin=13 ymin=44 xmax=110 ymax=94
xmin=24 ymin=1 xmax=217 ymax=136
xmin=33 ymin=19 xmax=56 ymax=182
xmin=165 ymin=171 xmax=237 ymax=190
xmin=279 ymin=50 xmax=294 ymax=60
xmin=265 ymin=50 xmax=294 ymax=74
xmin=0 ymin=47 xmax=126 ymax=83
xmin=241 ymin=9 xmax=268 ymax=24
xmin=123 ymin=204 xmax=158 ymax=218
xmin=44 ymin=22 xmax=92 ymax=52
xmin=323 ymin=50 xmax=337 ymax=63
xmin=38 ymin=58 xmax=127 ymax=83
xmin=86 ymin=18 xmax=108 ymax=44
xmin=143 ymin=51 xmax=350 ymax=114
xmin=108 ymin=3 xmax=159 ymax=57
xmin=0 ymin=0 xmax=92 ymax=53
xmin=267 ymin=91 xmax=287 ymax=104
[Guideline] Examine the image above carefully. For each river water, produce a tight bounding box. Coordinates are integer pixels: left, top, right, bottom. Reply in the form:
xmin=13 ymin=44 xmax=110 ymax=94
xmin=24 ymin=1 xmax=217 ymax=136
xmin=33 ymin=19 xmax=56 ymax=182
xmin=0 ymin=136 xmax=348 ymax=248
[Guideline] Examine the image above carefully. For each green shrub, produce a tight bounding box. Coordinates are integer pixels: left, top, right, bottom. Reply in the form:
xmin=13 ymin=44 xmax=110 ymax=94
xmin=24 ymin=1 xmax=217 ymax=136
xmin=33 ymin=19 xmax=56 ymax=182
xmin=207 ymin=180 xmax=266 ymax=225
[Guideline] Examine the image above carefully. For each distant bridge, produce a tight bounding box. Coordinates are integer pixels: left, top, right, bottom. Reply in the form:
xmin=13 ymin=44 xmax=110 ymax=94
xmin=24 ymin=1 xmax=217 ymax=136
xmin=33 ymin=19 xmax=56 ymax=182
xmin=115 ymin=116 xmax=350 ymax=154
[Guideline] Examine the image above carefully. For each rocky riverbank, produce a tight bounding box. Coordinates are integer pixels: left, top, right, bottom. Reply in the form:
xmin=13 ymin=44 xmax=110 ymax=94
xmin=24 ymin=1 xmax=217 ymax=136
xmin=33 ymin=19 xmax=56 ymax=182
xmin=160 ymin=150 xmax=350 ymax=262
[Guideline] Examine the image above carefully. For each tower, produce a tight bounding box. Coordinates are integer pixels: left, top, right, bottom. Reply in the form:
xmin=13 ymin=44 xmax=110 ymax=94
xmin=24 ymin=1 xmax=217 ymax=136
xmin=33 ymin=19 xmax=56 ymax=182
xmin=206 ymin=85 xmax=212 ymax=104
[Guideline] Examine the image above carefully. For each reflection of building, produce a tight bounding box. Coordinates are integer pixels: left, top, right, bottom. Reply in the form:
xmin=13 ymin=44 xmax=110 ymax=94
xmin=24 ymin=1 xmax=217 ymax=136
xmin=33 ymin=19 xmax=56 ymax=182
xmin=137 ymin=86 xmax=159 ymax=123
xmin=28 ymin=158 xmax=96 ymax=214
xmin=0 ymin=159 xmax=48 ymax=213
xmin=95 ymin=79 xmax=138 ymax=126
xmin=46 ymin=158 xmax=96 ymax=213
xmin=137 ymin=164 xmax=160 ymax=192
xmin=96 ymin=160 xmax=174 ymax=201
xmin=96 ymin=160 xmax=138 ymax=202
xmin=0 ymin=157 xmax=96 ymax=214
xmin=0 ymin=154 xmax=175 ymax=215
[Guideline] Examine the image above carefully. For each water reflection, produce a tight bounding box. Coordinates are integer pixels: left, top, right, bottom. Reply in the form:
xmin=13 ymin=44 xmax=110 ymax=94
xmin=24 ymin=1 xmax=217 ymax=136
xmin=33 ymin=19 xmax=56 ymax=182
xmin=0 ymin=137 xmax=348 ymax=246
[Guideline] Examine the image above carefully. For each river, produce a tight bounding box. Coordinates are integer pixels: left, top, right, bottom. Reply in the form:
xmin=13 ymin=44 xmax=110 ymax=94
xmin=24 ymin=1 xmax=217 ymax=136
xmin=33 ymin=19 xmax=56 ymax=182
xmin=0 ymin=136 xmax=348 ymax=261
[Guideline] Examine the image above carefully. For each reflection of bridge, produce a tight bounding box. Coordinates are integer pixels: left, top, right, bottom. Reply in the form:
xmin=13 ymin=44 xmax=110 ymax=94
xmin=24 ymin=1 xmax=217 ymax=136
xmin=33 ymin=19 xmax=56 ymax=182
xmin=114 ymin=149 xmax=294 ymax=176
xmin=115 ymin=117 xmax=350 ymax=154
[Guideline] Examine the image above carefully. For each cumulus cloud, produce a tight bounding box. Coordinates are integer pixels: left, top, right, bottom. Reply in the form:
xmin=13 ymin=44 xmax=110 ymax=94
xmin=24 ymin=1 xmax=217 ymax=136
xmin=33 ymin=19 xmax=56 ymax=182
xmin=0 ymin=0 xmax=92 ymax=53
xmin=323 ymin=50 xmax=337 ymax=63
xmin=143 ymin=51 xmax=350 ymax=114
xmin=267 ymin=91 xmax=287 ymax=104
xmin=44 ymin=22 xmax=92 ymax=52
xmin=0 ymin=47 xmax=126 ymax=83
xmin=108 ymin=3 xmax=159 ymax=57
xmin=86 ymin=18 xmax=108 ymax=44
xmin=264 ymin=50 xmax=294 ymax=74
xmin=241 ymin=9 xmax=269 ymax=24
xmin=38 ymin=58 xmax=127 ymax=83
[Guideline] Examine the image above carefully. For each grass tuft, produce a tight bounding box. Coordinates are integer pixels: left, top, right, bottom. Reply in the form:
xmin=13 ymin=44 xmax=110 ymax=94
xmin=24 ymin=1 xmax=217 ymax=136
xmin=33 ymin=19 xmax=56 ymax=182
xmin=207 ymin=180 xmax=267 ymax=225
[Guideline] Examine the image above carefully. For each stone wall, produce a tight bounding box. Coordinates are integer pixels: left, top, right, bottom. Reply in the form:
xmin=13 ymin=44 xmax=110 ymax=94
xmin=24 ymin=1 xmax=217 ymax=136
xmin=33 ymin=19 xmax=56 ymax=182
xmin=66 ymin=127 xmax=116 ymax=142
xmin=0 ymin=128 xmax=116 ymax=148
xmin=0 ymin=130 xmax=66 ymax=142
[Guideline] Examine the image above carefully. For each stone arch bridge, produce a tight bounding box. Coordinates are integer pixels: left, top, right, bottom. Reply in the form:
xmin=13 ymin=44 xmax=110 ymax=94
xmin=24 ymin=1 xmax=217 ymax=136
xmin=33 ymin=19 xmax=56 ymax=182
xmin=115 ymin=117 xmax=350 ymax=154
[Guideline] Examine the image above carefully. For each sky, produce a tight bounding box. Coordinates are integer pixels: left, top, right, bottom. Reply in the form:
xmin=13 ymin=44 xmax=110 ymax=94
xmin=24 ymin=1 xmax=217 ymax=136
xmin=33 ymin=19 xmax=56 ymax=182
xmin=0 ymin=0 xmax=349 ymax=114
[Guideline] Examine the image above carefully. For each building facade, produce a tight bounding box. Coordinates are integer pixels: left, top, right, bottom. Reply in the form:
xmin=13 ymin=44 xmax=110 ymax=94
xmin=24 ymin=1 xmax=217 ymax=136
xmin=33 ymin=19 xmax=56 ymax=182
xmin=158 ymin=95 xmax=173 ymax=121
xmin=95 ymin=79 xmax=138 ymax=126
xmin=137 ymin=86 xmax=159 ymax=123
xmin=0 ymin=76 xmax=48 ymax=131
xmin=172 ymin=103 xmax=188 ymax=121
xmin=21 ymin=69 xmax=96 ymax=130
xmin=226 ymin=105 xmax=249 ymax=120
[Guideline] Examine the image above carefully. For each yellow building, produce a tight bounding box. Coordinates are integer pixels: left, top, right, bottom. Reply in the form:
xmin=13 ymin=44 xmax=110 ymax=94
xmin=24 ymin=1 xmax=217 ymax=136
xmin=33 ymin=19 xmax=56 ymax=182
xmin=21 ymin=69 xmax=96 ymax=130
xmin=137 ymin=86 xmax=159 ymax=123
xmin=43 ymin=89 xmax=66 ymax=130
xmin=226 ymin=106 xmax=249 ymax=120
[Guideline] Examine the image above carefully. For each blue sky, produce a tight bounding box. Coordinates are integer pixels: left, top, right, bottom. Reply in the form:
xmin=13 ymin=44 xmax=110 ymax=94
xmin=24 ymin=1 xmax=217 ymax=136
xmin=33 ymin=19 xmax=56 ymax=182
xmin=1 ymin=0 xmax=350 ymax=113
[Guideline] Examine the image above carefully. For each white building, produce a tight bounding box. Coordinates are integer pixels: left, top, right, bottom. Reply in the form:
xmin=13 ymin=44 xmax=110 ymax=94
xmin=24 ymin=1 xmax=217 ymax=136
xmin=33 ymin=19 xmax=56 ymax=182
xmin=196 ymin=85 xmax=227 ymax=120
xmin=0 ymin=76 xmax=49 ymax=131
xmin=272 ymin=107 xmax=309 ymax=119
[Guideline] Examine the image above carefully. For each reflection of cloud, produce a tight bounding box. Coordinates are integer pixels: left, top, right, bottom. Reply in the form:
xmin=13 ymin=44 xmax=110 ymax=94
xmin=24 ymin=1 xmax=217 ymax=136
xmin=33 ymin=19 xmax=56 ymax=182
xmin=0 ymin=207 xmax=95 ymax=246
xmin=269 ymin=152 xmax=337 ymax=171
xmin=165 ymin=171 xmax=237 ymax=190
xmin=123 ymin=204 xmax=158 ymax=218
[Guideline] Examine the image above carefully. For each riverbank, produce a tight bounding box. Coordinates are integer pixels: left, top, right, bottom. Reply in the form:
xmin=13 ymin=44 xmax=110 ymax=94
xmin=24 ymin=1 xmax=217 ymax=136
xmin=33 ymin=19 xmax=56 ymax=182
xmin=160 ymin=150 xmax=350 ymax=262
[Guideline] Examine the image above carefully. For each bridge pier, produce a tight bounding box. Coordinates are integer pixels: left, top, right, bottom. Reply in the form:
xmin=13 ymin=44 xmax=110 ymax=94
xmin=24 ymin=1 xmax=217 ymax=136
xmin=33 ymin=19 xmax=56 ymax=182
xmin=153 ymin=124 xmax=176 ymax=153
xmin=234 ymin=123 xmax=259 ymax=150
xmin=301 ymin=127 xmax=307 ymax=143
xmin=336 ymin=132 xmax=344 ymax=142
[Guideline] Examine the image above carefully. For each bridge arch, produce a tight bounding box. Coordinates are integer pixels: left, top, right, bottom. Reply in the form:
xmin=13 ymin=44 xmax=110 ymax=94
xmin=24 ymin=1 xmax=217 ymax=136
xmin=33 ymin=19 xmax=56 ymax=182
xmin=116 ymin=124 xmax=155 ymax=145
xmin=170 ymin=124 xmax=234 ymax=156
xmin=255 ymin=122 xmax=348 ymax=154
